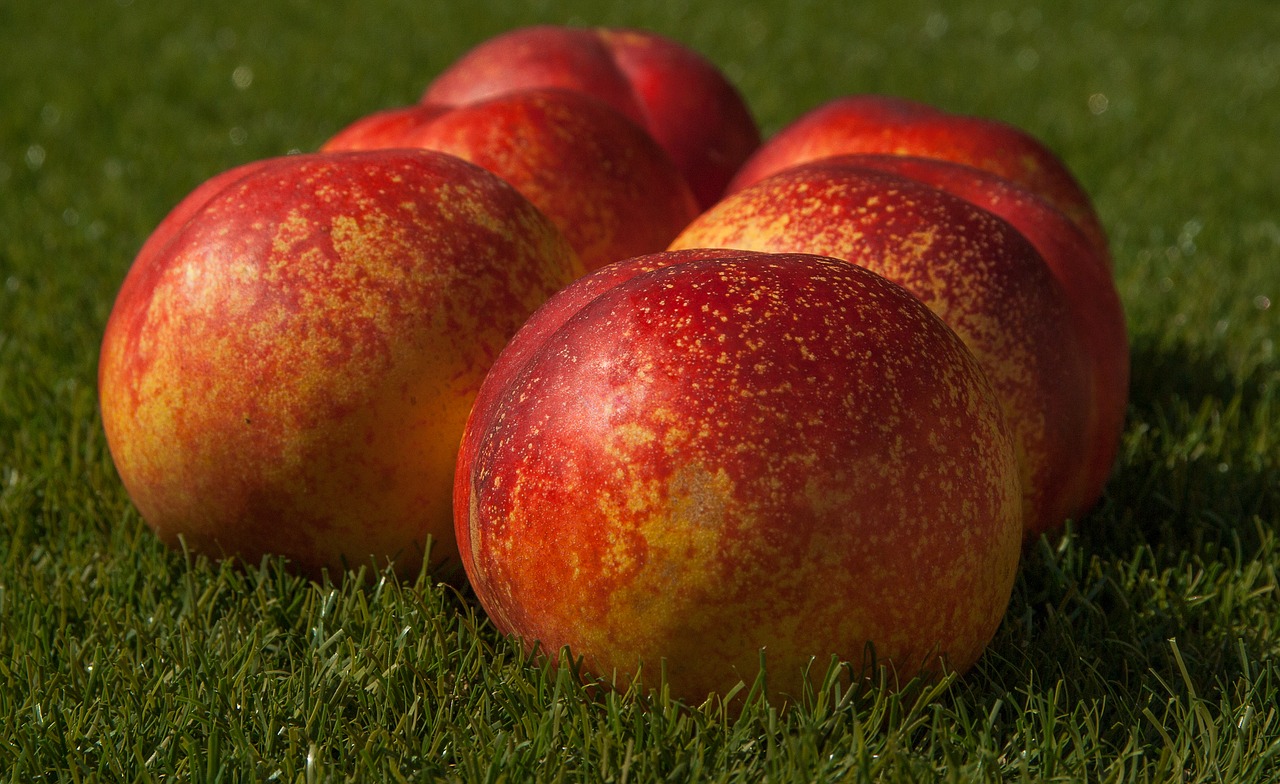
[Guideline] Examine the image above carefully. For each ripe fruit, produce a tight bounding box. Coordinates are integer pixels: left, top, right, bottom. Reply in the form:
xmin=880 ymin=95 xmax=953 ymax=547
xmin=324 ymin=88 xmax=699 ymax=272
xmin=456 ymin=249 xmax=1022 ymax=703
xmin=671 ymin=160 xmax=1096 ymax=536
xmin=422 ymin=25 xmax=761 ymax=209
xmin=727 ymin=94 xmax=1112 ymax=266
xmin=99 ymin=149 xmax=584 ymax=579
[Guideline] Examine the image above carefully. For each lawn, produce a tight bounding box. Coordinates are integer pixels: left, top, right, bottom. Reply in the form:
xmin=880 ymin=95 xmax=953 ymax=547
xmin=2 ymin=0 xmax=1277 ymax=780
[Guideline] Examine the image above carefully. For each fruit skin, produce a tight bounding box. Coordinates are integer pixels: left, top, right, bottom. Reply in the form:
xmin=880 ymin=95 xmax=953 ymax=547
xmin=99 ymin=149 xmax=584 ymax=580
xmin=826 ymin=154 xmax=1129 ymax=526
xmin=131 ymin=158 xmax=279 ymax=273
xmin=727 ymin=94 xmax=1111 ymax=266
xmin=671 ymin=162 xmax=1095 ymax=537
xmin=421 ymin=25 xmax=761 ymax=209
xmin=324 ymin=88 xmax=699 ymax=272
xmin=456 ymin=249 xmax=1023 ymax=704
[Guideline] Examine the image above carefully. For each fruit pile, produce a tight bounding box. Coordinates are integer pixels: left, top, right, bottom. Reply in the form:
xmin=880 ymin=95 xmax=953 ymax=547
xmin=98 ymin=25 xmax=1129 ymax=704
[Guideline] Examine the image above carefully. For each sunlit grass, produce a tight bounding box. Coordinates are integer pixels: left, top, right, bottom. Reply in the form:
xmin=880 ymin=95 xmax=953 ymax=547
xmin=2 ymin=0 xmax=1277 ymax=780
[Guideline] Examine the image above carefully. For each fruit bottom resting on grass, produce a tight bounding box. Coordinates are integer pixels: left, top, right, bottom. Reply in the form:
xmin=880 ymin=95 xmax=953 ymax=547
xmin=455 ymin=250 xmax=1023 ymax=705
xmin=98 ymin=149 xmax=583 ymax=580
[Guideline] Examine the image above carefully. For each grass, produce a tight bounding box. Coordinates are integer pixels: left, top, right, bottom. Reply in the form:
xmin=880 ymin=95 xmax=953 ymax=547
xmin=1 ymin=0 xmax=1277 ymax=780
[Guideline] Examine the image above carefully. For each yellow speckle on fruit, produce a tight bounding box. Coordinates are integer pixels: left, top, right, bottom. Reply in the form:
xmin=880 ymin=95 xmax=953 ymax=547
xmin=615 ymin=422 xmax=656 ymax=450
xmin=271 ymin=209 xmax=315 ymax=257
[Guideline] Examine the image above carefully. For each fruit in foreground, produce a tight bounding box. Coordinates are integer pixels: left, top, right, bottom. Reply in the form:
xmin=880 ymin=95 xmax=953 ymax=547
xmin=99 ymin=149 xmax=584 ymax=579
xmin=324 ymin=88 xmax=699 ymax=272
xmin=456 ymin=250 xmax=1023 ymax=704
xmin=422 ymin=24 xmax=760 ymax=209
xmin=671 ymin=161 xmax=1095 ymax=536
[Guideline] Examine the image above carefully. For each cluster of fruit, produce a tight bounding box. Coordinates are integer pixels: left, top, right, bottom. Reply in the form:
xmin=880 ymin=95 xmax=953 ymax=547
xmin=98 ymin=25 xmax=1128 ymax=704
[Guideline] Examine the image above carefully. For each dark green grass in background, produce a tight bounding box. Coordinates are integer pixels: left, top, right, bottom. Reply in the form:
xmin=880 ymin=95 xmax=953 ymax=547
xmin=1 ymin=0 xmax=1277 ymax=780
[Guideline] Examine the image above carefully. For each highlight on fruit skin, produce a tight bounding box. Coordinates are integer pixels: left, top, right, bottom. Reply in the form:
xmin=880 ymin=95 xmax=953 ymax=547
xmin=98 ymin=148 xmax=585 ymax=582
xmin=455 ymin=249 xmax=1024 ymax=706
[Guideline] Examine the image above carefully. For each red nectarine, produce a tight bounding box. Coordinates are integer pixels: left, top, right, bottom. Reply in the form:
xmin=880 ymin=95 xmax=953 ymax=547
xmin=99 ymin=149 xmax=584 ymax=580
xmin=324 ymin=89 xmax=699 ymax=272
xmin=456 ymin=250 xmax=1022 ymax=704
xmin=422 ymin=25 xmax=760 ymax=209
xmin=728 ymin=94 xmax=1112 ymax=266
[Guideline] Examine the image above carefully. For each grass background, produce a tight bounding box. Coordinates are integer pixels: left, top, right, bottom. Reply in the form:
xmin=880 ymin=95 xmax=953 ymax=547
xmin=1 ymin=0 xmax=1277 ymax=780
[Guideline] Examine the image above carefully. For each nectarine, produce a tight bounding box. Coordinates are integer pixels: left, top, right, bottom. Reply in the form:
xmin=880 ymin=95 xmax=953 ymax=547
xmin=456 ymin=250 xmax=1022 ymax=703
xmin=99 ymin=149 xmax=584 ymax=580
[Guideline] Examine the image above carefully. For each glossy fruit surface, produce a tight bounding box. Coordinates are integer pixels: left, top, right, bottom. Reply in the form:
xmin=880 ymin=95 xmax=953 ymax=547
xmin=456 ymin=250 xmax=1022 ymax=702
xmin=100 ymin=149 xmax=584 ymax=579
